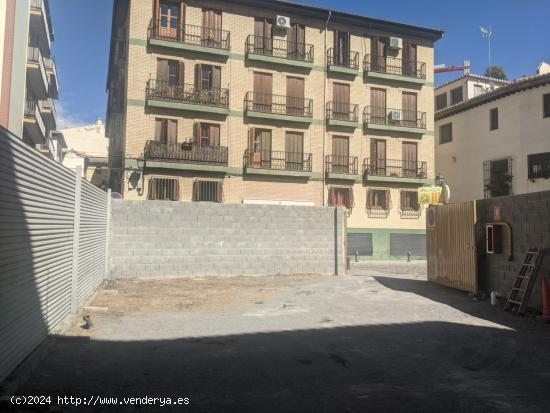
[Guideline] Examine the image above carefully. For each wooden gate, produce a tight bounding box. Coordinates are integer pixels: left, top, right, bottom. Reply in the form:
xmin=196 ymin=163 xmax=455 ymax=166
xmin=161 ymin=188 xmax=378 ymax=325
xmin=427 ymin=201 xmax=478 ymax=293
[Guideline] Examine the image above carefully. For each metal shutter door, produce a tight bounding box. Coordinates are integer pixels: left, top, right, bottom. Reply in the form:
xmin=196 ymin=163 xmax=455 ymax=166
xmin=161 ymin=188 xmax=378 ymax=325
xmin=389 ymin=233 xmax=426 ymax=257
xmin=347 ymin=233 xmax=373 ymax=256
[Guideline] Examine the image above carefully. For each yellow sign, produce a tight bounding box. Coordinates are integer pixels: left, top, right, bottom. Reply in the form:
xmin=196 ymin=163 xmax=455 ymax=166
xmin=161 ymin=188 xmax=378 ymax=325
xmin=418 ymin=187 xmax=443 ymax=205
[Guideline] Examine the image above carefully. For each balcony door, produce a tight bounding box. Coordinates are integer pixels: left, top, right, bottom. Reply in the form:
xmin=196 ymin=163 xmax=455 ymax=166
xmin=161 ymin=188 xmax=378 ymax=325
xmin=333 ymin=83 xmax=350 ymax=120
xmin=253 ymin=72 xmax=273 ymax=113
xmin=370 ymin=35 xmax=387 ymax=72
xmin=370 ymin=88 xmax=386 ymax=124
xmin=254 ymin=18 xmax=273 ymax=55
xmin=333 ymin=31 xmax=350 ymax=66
xmin=157 ymin=0 xmax=182 ymax=40
xmin=195 ymin=64 xmax=221 ymax=105
xmin=286 ymin=76 xmax=304 ymax=116
xmin=285 ymin=132 xmax=304 ymax=171
xmin=193 ymin=122 xmax=220 ymax=147
xmin=287 ymin=23 xmax=305 ymax=60
xmin=157 ymin=59 xmax=184 ymax=98
xmin=402 ymin=142 xmax=418 ymax=177
xmin=248 ymin=128 xmax=272 ymax=169
xmin=332 ymin=135 xmax=349 ymax=173
xmin=370 ymin=139 xmax=386 ymax=176
xmin=202 ymin=9 xmax=222 ymax=48
xmin=155 ymin=118 xmax=177 ymax=145
xmin=402 ymin=42 xmax=417 ymax=76
xmin=402 ymin=92 xmax=418 ymax=128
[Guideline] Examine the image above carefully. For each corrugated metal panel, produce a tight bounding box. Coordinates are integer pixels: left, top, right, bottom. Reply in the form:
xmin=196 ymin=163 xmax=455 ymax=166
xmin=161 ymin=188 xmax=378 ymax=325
xmin=390 ymin=233 xmax=426 ymax=257
xmin=427 ymin=201 xmax=478 ymax=293
xmin=347 ymin=233 xmax=373 ymax=256
xmin=0 ymin=127 xmax=109 ymax=382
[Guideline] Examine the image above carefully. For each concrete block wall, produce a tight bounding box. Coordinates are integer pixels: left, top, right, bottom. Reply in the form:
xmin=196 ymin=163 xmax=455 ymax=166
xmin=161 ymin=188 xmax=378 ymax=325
xmin=476 ymin=190 xmax=550 ymax=310
xmin=109 ymin=201 xmax=346 ymax=277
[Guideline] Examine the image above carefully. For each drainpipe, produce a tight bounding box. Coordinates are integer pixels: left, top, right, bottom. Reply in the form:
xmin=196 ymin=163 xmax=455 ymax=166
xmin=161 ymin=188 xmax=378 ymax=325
xmin=322 ymin=11 xmax=332 ymax=207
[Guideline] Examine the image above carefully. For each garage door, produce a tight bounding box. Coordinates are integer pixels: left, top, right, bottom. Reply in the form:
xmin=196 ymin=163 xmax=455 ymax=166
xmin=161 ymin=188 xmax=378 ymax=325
xmin=390 ymin=233 xmax=426 ymax=257
xmin=347 ymin=233 xmax=373 ymax=256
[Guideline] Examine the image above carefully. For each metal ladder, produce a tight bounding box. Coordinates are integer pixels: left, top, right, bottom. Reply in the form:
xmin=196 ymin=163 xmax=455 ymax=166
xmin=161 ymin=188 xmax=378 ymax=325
xmin=504 ymin=248 xmax=547 ymax=315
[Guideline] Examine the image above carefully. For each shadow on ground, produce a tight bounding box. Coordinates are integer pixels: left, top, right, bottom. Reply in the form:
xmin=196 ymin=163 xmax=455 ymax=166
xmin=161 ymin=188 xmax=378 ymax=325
xmin=7 ymin=319 xmax=550 ymax=413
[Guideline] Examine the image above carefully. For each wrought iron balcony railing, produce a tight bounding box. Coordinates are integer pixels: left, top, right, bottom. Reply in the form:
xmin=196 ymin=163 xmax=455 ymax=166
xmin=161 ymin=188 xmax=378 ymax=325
xmin=363 ymin=158 xmax=427 ymax=179
xmin=244 ymin=149 xmax=312 ymax=172
xmin=325 ymin=155 xmax=358 ymax=175
xmin=245 ymin=35 xmax=314 ymax=63
xmin=326 ymin=102 xmax=358 ymax=122
xmin=244 ymin=92 xmax=313 ymax=118
xmin=146 ymin=80 xmax=229 ymax=108
xmin=144 ymin=140 xmax=228 ymax=166
xmin=364 ymin=106 xmax=427 ymax=129
xmin=327 ymin=48 xmax=359 ymax=70
xmin=364 ymin=54 xmax=426 ymax=79
xmin=148 ymin=19 xmax=230 ymax=50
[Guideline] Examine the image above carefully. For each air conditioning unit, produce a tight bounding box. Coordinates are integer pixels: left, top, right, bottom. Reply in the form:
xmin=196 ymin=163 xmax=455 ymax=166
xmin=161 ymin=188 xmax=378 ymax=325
xmin=389 ymin=37 xmax=403 ymax=49
xmin=276 ymin=15 xmax=291 ymax=29
xmin=390 ymin=111 xmax=402 ymax=122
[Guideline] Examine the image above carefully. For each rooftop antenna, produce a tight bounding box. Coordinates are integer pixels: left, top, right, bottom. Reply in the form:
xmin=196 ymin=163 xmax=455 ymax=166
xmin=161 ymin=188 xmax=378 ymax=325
xmin=480 ymin=26 xmax=493 ymax=89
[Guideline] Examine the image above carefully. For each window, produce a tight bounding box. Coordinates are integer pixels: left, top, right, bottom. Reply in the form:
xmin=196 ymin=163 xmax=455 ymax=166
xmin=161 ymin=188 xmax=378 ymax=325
xmin=439 ymin=123 xmax=452 ymax=144
xmin=473 ymin=85 xmax=483 ymax=97
xmin=195 ymin=64 xmax=221 ymax=90
xmin=528 ymin=152 xmax=550 ymax=180
xmin=435 ymin=93 xmax=447 ymax=111
xmin=483 ymin=157 xmax=513 ymax=198
xmin=544 ymin=93 xmax=550 ymax=118
xmin=367 ymin=188 xmax=391 ymax=218
xmin=450 ymin=86 xmax=463 ymax=105
xmin=193 ymin=122 xmax=220 ymax=146
xmin=490 ymin=108 xmax=499 ymax=130
xmin=400 ymin=190 xmax=420 ymax=219
xmin=147 ymin=178 xmax=179 ymax=201
xmin=328 ymin=187 xmax=354 ymax=209
xmin=193 ymin=180 xmax=223 ymax=202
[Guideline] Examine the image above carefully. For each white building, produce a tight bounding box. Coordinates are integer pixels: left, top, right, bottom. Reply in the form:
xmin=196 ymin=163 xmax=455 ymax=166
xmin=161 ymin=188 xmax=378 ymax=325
xmin=61 ymin=119 xmax=109 ymax=189
xmin=435 ymin=74 xmax=511 ymax=111
xmin=435 ymin=72 xmax=550 ymax=202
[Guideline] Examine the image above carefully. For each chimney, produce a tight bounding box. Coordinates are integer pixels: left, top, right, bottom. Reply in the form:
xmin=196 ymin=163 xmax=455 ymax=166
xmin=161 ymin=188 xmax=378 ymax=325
xmin=96 ymin=117 xmax=103 ymax=133
xmin=463 ymin=59 xmax=470 ymax=75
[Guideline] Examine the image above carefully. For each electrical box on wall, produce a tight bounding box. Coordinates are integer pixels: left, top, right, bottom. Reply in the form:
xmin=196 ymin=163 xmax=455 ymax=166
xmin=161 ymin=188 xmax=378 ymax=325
xmin=389 ymin=37 xmax=403 ymax=49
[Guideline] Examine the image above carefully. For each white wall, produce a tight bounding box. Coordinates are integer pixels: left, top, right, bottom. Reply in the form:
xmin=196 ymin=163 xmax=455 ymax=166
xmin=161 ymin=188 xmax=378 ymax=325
xmin=435 ymin=84 xmax=550 ymax=202
xmin=62 ymin=152 xmax=86 ymax=177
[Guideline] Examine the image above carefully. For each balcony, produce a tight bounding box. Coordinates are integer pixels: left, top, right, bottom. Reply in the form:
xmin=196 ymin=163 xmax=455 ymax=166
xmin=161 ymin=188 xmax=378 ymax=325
xmin=29 ymin=0 xmax=53 ymax=53
xmin=26 ymin=47 xmax=49 ymax=100
xmin=364 ymin=106 xmax=427 ymax=134
xmin=245 ymin=35 xmax=314 ymax=69
xmin=38 ymin=99 xmax=56 ymax=131
xmin=327 ymin=49 xmax=359 ymax=76
xmin=23 ymin=99 xmax=46 ymax=145
xmin=326 ymin=102 xmax=359 ymax=128
xmin=364 ymin=54 xmax=426 ymax=85
xmin=244 ymin=92 xmax=313 ymax=123
xmin=144 ymin=140 xmax=229 ymax=173
xmin=244 ymin=149 xmax=313 ymax=178
xmin=325 ymin=155 xmax=359 ymax=181
xmin=363 ymin=158 xmax=429 ymax=184
xmin=146 ymin=80 xmax=230 ymax=115
xmin=148 ymin=19 xmax=230 ymax=57
xmin=43 ymin=57 xmax=59 ymax=99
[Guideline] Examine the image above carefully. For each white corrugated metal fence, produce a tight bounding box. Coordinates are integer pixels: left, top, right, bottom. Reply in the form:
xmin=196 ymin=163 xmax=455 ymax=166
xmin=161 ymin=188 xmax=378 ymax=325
xmin=0 ymin=127 xmax=110 ymax=382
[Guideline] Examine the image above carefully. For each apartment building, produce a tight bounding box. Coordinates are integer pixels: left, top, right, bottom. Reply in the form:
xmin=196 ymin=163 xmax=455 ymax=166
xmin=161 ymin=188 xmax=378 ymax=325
xmin=106 ymin=0 xmax=443 ymax=259
xmin=435 ymin=72 xmax=550 ymax=202
xmin=0 ymin=0 xmax=59 ymax=158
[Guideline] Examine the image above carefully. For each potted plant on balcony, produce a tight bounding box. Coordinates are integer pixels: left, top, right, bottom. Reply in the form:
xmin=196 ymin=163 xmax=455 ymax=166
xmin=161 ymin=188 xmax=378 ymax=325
xmin=181 ymin=139 xmax=193 ymax=150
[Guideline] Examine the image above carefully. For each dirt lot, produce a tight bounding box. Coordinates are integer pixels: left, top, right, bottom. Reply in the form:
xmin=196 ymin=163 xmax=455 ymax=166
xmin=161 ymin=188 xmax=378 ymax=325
xmin=8 ymin=262 xmax=550 ymax=412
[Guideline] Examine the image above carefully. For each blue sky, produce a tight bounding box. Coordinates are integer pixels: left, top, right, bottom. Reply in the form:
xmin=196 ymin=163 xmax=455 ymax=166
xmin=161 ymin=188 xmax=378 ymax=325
xmin=50 ymin=0 xmax=550 ymax=128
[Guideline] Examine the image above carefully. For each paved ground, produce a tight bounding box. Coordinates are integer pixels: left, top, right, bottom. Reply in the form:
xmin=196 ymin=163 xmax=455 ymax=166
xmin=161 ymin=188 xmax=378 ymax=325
xmin=8 ymin=262 xmax=550 ymax=412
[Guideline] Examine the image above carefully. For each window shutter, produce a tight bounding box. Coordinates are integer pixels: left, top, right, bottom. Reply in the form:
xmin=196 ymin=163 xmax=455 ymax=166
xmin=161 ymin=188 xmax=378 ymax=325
xmin=248 ymin=127 xmax=255 ymax=151
xmin=194 ymin=64 xmax=202 ymax=89
xmin=328 ymin=187 xmax=335 ymax=207
xmin=210 ymin=124 xmax=220 ymax=146
xmin=212 ymin=66 xmax=221 ymax=90
xmin=412 ymin=191 xmax=419 ymax=211
xmin=155 ymin=119 xmax=163 ymax=142
xmin=193 ymin=122 xmax=200 ymax=144
xmin=157 ymin=59 xmax=169 ymax=83
xmin=348 ymin=187 xmax=354 ymax=209
xmin=385 ymin=189 xmax=392 ymax=210
xmin=192 ymin=180 xmax=198 ymax=201
xmin=167 ymin=119 xmax=177 ymax=144
xmin=366 ymin=189 xmax=372 ymax=209
xmin=178 ymin=61 xmax=185 ymax=85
